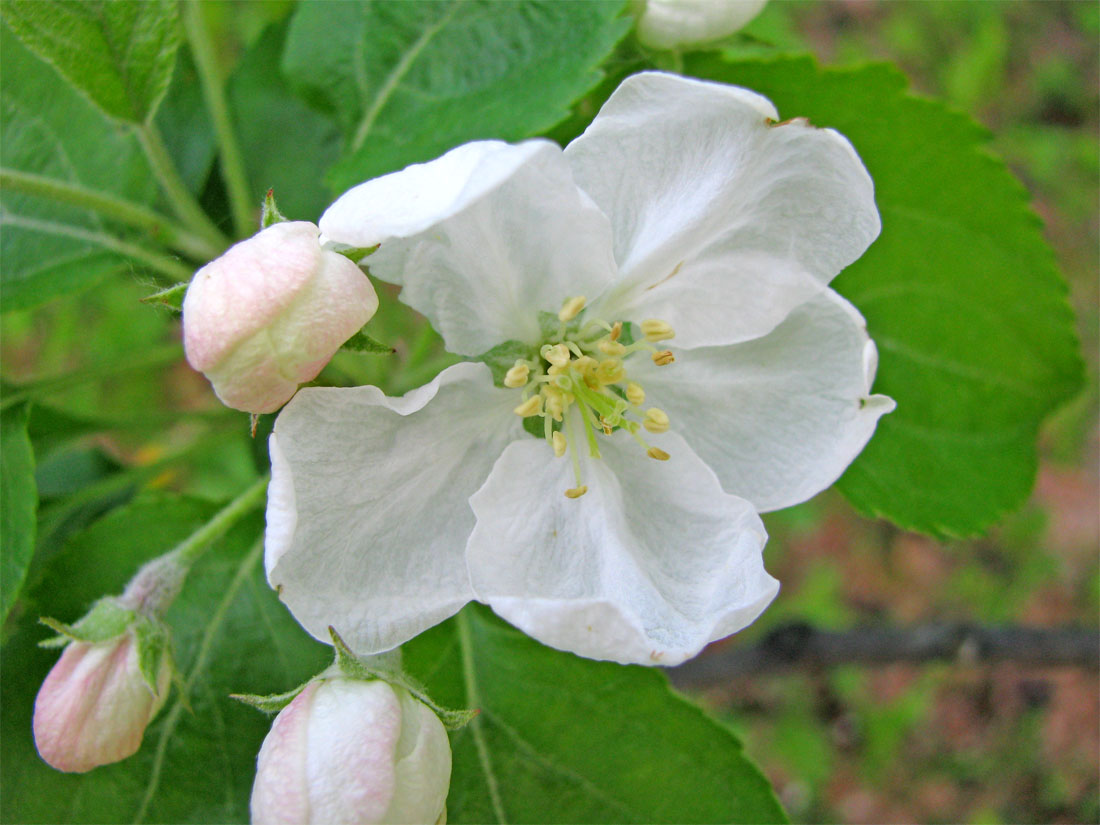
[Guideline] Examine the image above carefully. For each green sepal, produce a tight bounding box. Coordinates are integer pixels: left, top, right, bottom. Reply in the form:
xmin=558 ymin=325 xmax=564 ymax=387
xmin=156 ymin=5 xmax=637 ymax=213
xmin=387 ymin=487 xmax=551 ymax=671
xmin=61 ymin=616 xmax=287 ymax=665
xmin=261 ymin=189 xmax=289 ymax=229
xmin=341 ymin=327 xmax=395 ymax=355
xmin=617 ymin=321 xmax=636 ymax=347
xmin=328 ymin=627 xmax=476 ymax=731
xmin=230 ymin=683 xmax=312 ymax=714
xmin=473 ymin=339 xmax=536 ymax=387
xmin=335 ymin=245 xmax=379 ymax=264
xmin=537 ymin=310 xmax=562 ymax=341
xmin=38 ymin=598 xmax=136 ymax=647
xmin=141 ymin=282 xmax=188 ymax=314
xmin=132 ymin=615 xmax=172 ymax=694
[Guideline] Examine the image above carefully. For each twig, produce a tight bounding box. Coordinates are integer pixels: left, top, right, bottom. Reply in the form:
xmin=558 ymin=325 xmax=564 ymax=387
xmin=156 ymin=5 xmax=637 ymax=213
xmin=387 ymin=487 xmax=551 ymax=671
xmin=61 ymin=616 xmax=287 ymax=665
xmin=667 ymin=622 xmax=1100 ymax=689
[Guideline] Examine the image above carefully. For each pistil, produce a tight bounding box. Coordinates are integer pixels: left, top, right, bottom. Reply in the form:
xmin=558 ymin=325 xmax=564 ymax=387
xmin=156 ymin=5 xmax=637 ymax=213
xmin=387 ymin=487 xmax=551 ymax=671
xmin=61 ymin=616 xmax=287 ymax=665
xmin=506 ymin=298 xmax=679 ymax=497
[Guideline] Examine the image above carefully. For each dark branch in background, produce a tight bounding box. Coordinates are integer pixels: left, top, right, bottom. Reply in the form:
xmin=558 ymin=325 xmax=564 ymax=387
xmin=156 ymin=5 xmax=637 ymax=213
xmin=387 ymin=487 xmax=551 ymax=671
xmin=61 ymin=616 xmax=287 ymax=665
xmin=667 ymin=622 xmax=1100 ymax=689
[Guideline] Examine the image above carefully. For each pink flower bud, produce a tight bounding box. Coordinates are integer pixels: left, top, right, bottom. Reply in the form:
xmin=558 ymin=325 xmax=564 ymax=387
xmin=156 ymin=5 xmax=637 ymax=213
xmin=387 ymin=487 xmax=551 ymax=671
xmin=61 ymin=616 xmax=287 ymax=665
xmin=251 ymin=679 xmax=451 ymax=825
xmin=33 ymin=635 xmax=171 ymax=773
xmin=183 ymin=221 xmax=378 ymax=414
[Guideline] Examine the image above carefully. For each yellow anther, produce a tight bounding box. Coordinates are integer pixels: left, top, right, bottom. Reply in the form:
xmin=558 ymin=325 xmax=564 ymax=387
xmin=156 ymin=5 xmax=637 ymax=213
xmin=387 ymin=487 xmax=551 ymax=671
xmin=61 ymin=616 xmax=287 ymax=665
xmin=542 ymin=343 xmax=571 ymax=367
xmin=641 ymin=319 xmax=676 ymax=342
xmin=647 ymin=447 xmax=671 ymax=461
xmin=558 ymin=295 xmax=586 ymax=322
xmin=643 ymin=408 xmax=670 ymax=434
xmin=625 ymin=382 xmax=646 ymax=406
xmin=600 ymin=419 xmax=614 ymax=436
xmin=565 ymin=485 xmax=589 ymax=499
xmin=596 ymin=358 xmax=624 ymax=385
xmin=543 ymin=386 xmax=565 ymax=421
xmin=597 ymin=339 xmax=626 ymax=356
xmin=652 ymin=349 xmax=675 ymax=366
xmin=552 ymin=431 xmax=567 ymax=457
xmin=609 ymin=321 xmax=622 ymax=341
xmin=503 ymin=362 xmax=530 ymax=388
xmin=572 ymin=355 xmax=599 ymax=387
xmin=513 ymin=396 xmax=543 ymax=417
xmin=548 ymin=362 xmax=570 ymax=376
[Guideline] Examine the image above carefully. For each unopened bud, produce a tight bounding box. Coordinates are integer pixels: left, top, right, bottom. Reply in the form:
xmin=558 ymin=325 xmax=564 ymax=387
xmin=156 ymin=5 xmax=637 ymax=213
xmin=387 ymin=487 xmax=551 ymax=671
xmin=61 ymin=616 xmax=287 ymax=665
xmin=625 ymin=382 xmax=646 ymax=406
xmin=643 ymin=408 xmax=670 ymax=434
xmin=557 ymin=295 xmax=586 ymax=322
xmin=651 ymin=350 xmax=675 ymax=366
xmin=33 ymin=634 xmax=171 ymax=773
xmin=640 ymin=319 xmax=676 ymax=342
xmin=503 ymin=362 xmax=530 ymax=388
xmin=183 ymin=221 xmax=378 ymax=414
xmin=636 ymin=0 xmax=767 ymax=51
xmin=251 ymin=679 xmax=451 ymax=825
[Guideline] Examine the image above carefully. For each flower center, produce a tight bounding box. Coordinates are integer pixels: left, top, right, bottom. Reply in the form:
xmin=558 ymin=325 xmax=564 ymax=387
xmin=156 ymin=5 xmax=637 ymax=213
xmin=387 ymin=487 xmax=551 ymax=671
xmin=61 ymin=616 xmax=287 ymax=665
xmin=505 ymin=296 xmax=677 ymax=499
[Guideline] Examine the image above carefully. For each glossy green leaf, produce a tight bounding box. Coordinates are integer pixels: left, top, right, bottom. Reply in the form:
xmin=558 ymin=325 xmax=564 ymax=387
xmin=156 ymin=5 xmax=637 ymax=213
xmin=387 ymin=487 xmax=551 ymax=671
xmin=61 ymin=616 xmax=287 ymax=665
xmin=3 ymin=0 xmax=181 ymax=124
xmin=0 ymin=24 xmax=157 ymax=311
xmin=0 ymin=493 xmax=330 ymax=823
xmin=687 ymin=55 xmax=1084 ymax=536
xmin=0 ymin=403 xmax=36 ymax=624
xmin=403 ymin=606 xmax=787 ymax=824
xmin=282 ymin=0 xmax=632 ymax=191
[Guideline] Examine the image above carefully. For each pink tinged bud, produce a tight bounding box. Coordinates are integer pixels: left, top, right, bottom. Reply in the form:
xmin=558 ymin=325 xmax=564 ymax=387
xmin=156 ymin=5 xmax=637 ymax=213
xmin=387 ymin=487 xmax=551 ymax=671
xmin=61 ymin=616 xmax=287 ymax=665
xmin=33 ymin=635 xmax=171 ymax=773
xmin=182 ymin=221 xmax=379 ymax=414
xmin=251 ymin=679 xmax=451 ymax=825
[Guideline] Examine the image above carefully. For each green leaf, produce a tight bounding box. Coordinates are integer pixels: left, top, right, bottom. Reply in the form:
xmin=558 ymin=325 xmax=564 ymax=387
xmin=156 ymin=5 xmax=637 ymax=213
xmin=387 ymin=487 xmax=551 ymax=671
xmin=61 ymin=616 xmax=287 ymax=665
xmin=228 ymin=21 xmax=342 ymax=222
xmin=403 ymin=606 xmax=787 ymax=824
xmin=282 ymin=0 xmax=632 ymax=191
xmin=154 ymin=47 xmax=217 ymax=195
xmin=3 ymin=0 xmax=181 ymax=124
xmin=0 ymin=403 xmax=36 ymax=624
xmin=0 ymin=23 xmax=159 ymax=311
xmin=687 ymin=55 xmax=1084 ymax=536
xmin=0 ymin=493 xmax=330 ymax=823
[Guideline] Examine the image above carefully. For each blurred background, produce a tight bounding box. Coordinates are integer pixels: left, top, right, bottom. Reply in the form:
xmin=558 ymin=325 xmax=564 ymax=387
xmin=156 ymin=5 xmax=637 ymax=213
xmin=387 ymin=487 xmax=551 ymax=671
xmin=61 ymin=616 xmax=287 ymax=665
xmin=2 ymin=2 xmax=1096 ymax=823
xmin=683 ymin=3 xmax=1099 ymax=823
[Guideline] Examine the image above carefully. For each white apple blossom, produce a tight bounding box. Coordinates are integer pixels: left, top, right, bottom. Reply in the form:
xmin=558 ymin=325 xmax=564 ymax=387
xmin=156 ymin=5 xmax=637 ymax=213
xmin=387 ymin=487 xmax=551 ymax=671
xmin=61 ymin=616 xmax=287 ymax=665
xmin=183 ymin=221 xmax=378 ymax=414
xmin=264 ymin=72 xmax=894 ymax=666
xmin=636 ymin=0 xmax=767 ymax=50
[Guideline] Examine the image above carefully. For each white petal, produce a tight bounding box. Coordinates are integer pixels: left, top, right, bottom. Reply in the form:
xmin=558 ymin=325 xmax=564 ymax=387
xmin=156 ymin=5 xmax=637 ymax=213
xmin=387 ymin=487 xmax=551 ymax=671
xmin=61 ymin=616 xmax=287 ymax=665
xmin=265 ymin=362 xmax=523 ymax=653
xmin=567 ymin=72 xmax=880 ymax=348
xmin=466 ymin=427 xmax=778 ymax=666
xmin=632 ymin=287 xmax=895 ymax=512
xmin=321 ymin=140 xmax=618 ymax=356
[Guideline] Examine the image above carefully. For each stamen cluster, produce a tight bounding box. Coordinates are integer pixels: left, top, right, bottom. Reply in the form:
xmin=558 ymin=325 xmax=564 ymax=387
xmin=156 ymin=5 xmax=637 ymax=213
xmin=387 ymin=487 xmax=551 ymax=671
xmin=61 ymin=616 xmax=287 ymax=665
xmin=506 ymin=296 xmax=677 ymax=498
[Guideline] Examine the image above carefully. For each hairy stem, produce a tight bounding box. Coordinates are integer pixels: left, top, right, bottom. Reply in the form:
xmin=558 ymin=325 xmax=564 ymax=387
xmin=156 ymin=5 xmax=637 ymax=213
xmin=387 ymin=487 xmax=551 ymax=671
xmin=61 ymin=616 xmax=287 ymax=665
xmin=171 ymin=475 xmax=270 ymax=567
